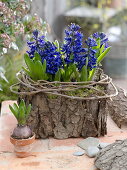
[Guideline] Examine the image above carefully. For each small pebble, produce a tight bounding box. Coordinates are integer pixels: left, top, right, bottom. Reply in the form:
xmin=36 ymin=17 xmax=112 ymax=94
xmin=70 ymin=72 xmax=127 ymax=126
xmin=73 ymin=151 xmax=85 ymax=156
xmin=86 ymin=146 xmax=100 ymax=158
xmin=98 ymin=142 xmax=110 ymax=149
xmin=77 ymin=137 xmax=99 ymax=151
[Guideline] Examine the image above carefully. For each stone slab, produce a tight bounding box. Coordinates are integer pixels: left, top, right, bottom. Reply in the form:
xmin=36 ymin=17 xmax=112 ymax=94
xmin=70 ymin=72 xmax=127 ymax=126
xmin=77 ymin=137 xmax=99 ymax=151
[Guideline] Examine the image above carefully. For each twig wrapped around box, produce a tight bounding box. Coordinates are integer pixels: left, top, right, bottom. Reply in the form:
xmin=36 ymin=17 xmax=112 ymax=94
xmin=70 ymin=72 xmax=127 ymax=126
xmin=10 ymin=70 xmax=118 ymax=139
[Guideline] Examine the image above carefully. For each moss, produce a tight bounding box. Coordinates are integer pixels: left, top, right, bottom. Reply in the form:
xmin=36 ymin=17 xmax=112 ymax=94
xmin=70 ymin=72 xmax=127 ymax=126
xmin=47 ymin=94 xmax=58 ymax=99
xmin=46 ymin=84 xmax=105 ymax=99
xmin=63 ymin=85 xmax=105 ymax=97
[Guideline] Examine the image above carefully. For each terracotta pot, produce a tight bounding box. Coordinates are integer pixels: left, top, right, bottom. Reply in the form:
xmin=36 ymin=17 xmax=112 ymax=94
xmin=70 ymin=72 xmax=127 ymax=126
xmin=10 ymin=133 xmax=35 ymax=158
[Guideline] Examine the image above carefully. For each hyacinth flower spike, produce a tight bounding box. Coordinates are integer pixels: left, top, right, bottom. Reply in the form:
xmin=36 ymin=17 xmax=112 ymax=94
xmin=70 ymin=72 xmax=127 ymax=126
xmin=23 ymin=24 xmax=111 ymax=82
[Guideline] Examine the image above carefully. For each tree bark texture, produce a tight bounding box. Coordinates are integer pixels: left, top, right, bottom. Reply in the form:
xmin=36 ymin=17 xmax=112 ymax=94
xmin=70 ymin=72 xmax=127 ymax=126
xmin=107 ymin=86 xmax=127 ymax=128
xmin=18 ymin=84 xmax=108 ymax=139
xmin=95 ymin=139 xmax=127 ymax=170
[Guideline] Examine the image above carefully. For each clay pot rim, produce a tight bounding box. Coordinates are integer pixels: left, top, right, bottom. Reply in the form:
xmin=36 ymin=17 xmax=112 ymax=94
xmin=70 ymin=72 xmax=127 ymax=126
xmin=10 ymin=133 xmax=35 ymax=146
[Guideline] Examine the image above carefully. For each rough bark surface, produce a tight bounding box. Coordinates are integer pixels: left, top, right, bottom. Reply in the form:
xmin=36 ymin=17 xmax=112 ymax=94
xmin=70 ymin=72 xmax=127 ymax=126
xmin=18 ymin=84 xmax=108 ymax=139
xmin=95 ymin=139 xmax=127 ymax=170
xmin=107 ymin=85 xmax=127 ymax=128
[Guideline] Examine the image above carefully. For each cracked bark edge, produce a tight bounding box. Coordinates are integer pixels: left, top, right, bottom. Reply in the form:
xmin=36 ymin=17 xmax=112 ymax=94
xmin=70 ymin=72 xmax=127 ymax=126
xmin=107 ymin=85 xmax=127 ymax=128
xmin=95 ymin=139 xmax=127 ymax=170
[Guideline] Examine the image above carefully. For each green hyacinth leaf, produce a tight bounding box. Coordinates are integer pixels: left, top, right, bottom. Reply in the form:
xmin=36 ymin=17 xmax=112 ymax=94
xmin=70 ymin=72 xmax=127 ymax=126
xmin=34 ymin=60 xmax=44 ymax=80
xmin=59 ymin=68 xmax=65 ymax=81
xmin=99 ymin=44 xmax=105 ymax=56
xmin=19 ymin=99 xmax=24 ymax=109
xmin=69 ymin=63 xmax=78 ymax=81
xmin=24 ymin=54 xmax=33 ymax=71
xmin=97 ymin=39 xmax=101 ymax=48
xmin=34 ymin=52 xmax=42 ymax=62
xmin=18 ymin=106 xmax=26 ymax=125
xmin=10 ymin=99 xmax=31 ymax=125
xmin=88 ymin=68 xmax=96 ymax=81
xmin=97 ymin=47 xmax=111 ymax=64
xmin=24 ymin=54 xmax=35 ymax=78
xmin=65 ymin=64 xmax=75 ymax=81
xmin=13 ymin=103 xmax=19 ymax=113
xmin=54 ymin=69 xmax=61 ymax=81
xmin=22 ymin=99 xmax=27 ymax=114
xmin=42 ymin=59 xmax=47 ymax=73
xmin=80 ymin=65 xmax=87 ymax=81
xmin=42 ymin=59 xmax=48 ymax=80
xmin=22 ymin=66 xmax=32 ymax=78
xmin=80 ymin=57 xmax=88 ymax=81
xmin=73 ymin=64 xmax=80 ymax=82
xmin=9 ymin=105 xmax=18 ymax=120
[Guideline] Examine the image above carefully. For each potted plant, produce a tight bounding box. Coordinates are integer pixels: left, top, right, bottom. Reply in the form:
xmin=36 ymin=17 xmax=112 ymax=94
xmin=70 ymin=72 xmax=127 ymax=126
xmin=9 ymin=99 xmax=35 ymax=158
xmin=10 ymin=23 xmax=117 ymax=139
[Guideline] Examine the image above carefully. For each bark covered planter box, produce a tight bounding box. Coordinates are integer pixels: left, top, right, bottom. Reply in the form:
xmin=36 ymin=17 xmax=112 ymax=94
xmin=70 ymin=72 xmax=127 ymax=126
xmin=23 ymin=94 xmax=107 ymax=139
xmin=11 ymin=70 xmax=117 ymax=139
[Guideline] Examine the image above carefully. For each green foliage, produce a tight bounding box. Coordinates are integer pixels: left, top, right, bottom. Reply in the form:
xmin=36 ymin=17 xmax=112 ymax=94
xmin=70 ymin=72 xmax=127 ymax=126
xmin=97 ymin=47 xmax=111 ymax=64
xmin=0 ymin=50 xmax=24 ymax=105
xmin=23 ymin=52 xmax=92 ymax=83
xmin=23 ymin=44 xmax=110 ymax=82
xmin=53 ymin=43 xmax=110 ymax=82
xmin=0 ymin=66 xmax=8 ymax=91
xmin=9 ymin=99 xmax=32 ymax=125
xmin=54 ymin=69 xmax=61 ymax=81
xmin=88 ymin=48 xmax=111 ymax=81
xmin=22 ymin=53 xmax=48 ymax=81
xmin=80 ymin=65 xmax=88 ymax=81
xmin=0 ymin=0 xmax=47 ymax=57
xmin=88 ymin=45 xmax=111 ymax=81
xmin=54 ymin=63 xmax=81 ymax=82
xmin=23 ymin=28 xmax=111 ymax=82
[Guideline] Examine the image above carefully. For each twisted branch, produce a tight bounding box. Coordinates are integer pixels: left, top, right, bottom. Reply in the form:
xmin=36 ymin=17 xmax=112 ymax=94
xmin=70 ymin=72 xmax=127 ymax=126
xmin=10 ymin=70 xmax=118 ymax=100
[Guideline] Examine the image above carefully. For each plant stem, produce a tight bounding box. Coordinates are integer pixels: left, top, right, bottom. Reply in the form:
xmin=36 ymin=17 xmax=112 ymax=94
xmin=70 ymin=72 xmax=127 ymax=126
xmin=88 ymin=68 xmax=96 ymax=81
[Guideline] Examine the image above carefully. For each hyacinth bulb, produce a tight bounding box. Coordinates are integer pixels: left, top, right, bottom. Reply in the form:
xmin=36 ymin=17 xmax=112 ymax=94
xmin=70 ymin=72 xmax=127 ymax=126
xmin=12 ymin=125 xmax=32 ymax=139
